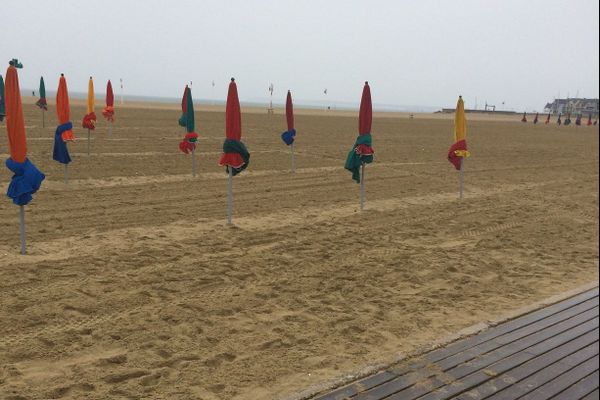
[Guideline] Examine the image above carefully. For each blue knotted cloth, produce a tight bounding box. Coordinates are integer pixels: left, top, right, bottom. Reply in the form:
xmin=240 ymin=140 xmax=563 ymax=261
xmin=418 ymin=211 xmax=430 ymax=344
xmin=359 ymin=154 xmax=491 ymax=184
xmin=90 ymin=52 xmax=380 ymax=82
xmin=6 ymin=158 xmax=45 ymax=206
xmin=281 ymin=128 xmax=296 ymax=145
xmin=53 ymin=122 xmax=72 ymax=164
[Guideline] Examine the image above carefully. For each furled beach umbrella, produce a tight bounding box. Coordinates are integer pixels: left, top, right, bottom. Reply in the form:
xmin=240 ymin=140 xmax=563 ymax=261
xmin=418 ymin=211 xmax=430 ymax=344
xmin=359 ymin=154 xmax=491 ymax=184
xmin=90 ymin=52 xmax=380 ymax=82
xmin=82 ymin=77 xmax=97 ymax=155
xmin=545 ymin=112 xmax=551 ymax=124
xmin=35 ymin=77 xmax=47 ymax=110
xmin=178 ymin=85 xmax=189 ymax=128
xmin=557 ymin=113 xmax=562 ymax=126
xmin=178 ymin=86 xmax=199 ymax=176
xmin=533 ymin=113 xmax=539 ymax=124
xmin=564 ymin=113 xmax=572 ymax=126
xmin=4 ymin=62 xmax=45 ymax=254
xmin=345 ymin=82 xmax=374 ymax=210
xmin=102 ymin=80 xmax=115 ymax=135
xmin=54 ymin=73 xmax=75 ymax=183
xmin=219 ymin=78 xmax=250 ymax=224
xmin=280 ymin=90 xmax=297 ymax=172
xmin=447 ymin=95 xmax=470 ymax=199
xmin=35 ymin=76 xmax=48 ymax=127
xmin=521 ymin=112 xmax=527 ymax=122
xmin=575 ymin=113 xmax=582 ymax=126
xmin=0 ymin=74 xmax=5 ymax=122
xmin=587 ymin=114 xmax=593 ymax=126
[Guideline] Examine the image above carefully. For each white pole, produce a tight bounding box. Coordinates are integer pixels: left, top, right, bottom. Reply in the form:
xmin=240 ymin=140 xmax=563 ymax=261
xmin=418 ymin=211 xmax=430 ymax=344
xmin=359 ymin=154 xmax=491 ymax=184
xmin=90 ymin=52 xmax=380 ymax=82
xmin=19 ymin=205 xmax=26 ymax=255
xmin=42 ymin=109 xmax=45 ymax=128
xmin=291 ymin=142 xmax=295 ymax=173
xmin=64 ymin=164 xmax=68 ymax=185
xmin=108 ymin=121 xmax=112 ymax=137
xmin=192 ymin=148 xmax=197 ymax=177
xmin=459 ymin=158 xmax=465 ymax=200
xmin=87 ymin=128 xmax=90 ymax=156
xmin=360 ymin=163 xmax=365 ymax=210
xmin=227 ymin=168 xmax=233 ymax=225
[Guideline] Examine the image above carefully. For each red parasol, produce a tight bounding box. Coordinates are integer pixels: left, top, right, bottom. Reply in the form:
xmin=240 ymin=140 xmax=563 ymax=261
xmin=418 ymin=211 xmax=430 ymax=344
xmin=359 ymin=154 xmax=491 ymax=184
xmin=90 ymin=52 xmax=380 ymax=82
xmin=219 ymin=78 xmax=249 ymax=173
xmin=286 ymin=90 xmax=294 ymax=131
xmin=359 ymin=82 xmax=372 ymax=136
xmin=102 ymin=80 xmax=115 ymax=122
xmin=225 ymin=79 xmax=241 ymax=141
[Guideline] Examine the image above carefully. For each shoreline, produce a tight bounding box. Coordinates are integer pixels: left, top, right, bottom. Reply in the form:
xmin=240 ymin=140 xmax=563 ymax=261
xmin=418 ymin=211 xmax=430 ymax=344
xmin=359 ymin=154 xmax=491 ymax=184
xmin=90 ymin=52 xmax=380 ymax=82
xmin=21 ymin=95 xmax=526 ymax=121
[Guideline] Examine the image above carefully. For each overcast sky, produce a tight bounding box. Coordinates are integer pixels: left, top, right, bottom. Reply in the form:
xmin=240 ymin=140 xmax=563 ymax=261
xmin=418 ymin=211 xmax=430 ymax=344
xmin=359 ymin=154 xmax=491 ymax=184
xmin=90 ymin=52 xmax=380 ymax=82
xmin=2 ymin=0 xmax=598 ymax=111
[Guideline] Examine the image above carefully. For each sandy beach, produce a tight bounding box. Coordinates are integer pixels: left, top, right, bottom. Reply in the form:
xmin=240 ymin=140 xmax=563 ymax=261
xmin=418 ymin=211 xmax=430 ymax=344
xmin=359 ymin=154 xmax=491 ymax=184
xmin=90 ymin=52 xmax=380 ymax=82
xmin=0 ymin=100 xmax=598 ymax=399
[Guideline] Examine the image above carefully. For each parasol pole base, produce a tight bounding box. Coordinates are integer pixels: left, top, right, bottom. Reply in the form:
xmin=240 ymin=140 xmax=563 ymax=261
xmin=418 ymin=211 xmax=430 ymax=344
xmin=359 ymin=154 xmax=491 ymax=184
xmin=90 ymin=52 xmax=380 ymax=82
xmin=64 ymin=164 xmax=69 ymax=185
xmin=360 ymin=162 xmax=365 ymax=211
xmin=192 ymin=149 xmax=197 ymax=177
xmin=19 ymin=205 xmax=26 ymax=255
xmin=227 ymin=167 xmax=233 ymax=225
xmin=291 ymin=142 xmax=295 ymax=173
xmin=87 ymin=129 xmax=90 ymax=156
xmin=42 ymin=109 xmax=45 ymax=128
xmin=459 ymin=157 xmax=465 ymax=200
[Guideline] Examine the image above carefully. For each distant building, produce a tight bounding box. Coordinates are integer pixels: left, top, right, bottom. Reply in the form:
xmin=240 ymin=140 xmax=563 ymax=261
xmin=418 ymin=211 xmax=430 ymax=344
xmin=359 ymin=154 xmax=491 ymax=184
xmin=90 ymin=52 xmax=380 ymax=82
xmin=544 ymin=98 xmax=599 ymax=116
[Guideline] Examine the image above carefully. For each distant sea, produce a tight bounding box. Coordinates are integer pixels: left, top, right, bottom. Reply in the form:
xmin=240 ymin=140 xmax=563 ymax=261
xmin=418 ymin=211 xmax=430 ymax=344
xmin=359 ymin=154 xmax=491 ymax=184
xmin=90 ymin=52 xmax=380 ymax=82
xmin=21 ymin=89 xmax=441 ymax=113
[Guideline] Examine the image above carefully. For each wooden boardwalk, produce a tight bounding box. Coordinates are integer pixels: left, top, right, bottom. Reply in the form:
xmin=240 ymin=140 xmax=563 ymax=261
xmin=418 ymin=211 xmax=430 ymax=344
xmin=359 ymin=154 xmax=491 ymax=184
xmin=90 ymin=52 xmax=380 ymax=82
xmin=312 ymin=287 xmax=599 ymax=400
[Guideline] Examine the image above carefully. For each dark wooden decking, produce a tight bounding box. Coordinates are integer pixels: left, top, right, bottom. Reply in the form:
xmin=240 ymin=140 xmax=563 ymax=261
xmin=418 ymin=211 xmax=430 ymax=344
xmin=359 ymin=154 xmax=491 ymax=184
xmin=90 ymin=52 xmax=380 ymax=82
xmin=312 ymin=287 xmax=599 ymax=400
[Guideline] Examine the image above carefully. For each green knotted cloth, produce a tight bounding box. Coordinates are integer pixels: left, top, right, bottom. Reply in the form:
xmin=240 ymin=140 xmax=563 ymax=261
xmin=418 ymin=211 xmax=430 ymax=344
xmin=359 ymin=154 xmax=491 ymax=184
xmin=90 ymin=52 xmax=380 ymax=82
xmin=344 ymin=133 xmax=373 ymax=183
xmin=223 ymin=139 xmax=250 ymax=176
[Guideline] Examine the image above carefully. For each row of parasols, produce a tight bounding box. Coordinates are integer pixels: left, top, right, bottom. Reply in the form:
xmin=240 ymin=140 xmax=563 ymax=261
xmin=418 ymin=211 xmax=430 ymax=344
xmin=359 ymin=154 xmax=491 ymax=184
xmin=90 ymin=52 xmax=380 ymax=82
xmin=521 ymin=111 xmax=598 ymax=126
xmin=1 ymin=59 xmax=468 ymax=255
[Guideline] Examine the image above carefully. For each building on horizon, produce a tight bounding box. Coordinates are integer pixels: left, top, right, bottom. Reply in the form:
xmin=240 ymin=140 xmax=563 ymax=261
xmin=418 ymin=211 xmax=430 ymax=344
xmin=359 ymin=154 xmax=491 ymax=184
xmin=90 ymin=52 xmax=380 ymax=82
xmin=544 ymin=98 xmax=599 ymax=116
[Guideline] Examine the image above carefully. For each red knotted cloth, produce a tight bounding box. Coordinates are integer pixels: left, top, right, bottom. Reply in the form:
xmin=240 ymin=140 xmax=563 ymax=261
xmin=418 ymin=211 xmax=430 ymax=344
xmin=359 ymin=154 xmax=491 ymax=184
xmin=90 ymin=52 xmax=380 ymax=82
xmin=102 ymin=106 xmax=115 ymax=122
xmin=355 ymin=143 xmax=374 ymax=156
xmin=447 ymin=139 xmax=468 ymax=170
xmin=82 ymin=112 xmax=97 ymax=129
xmin=179 ymin=132 xmax=199 ymax=154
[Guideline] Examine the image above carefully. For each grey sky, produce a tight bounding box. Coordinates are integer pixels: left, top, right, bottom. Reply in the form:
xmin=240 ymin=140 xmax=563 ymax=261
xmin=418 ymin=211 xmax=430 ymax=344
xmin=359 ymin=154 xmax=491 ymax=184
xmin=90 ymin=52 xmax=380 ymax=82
xmin=2 ymin=0 xmax=599 ymax=111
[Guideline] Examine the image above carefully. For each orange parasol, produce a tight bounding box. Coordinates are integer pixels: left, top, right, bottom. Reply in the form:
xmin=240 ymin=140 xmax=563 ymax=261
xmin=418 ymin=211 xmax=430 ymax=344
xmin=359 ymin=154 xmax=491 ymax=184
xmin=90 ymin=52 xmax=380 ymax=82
xmin=4 ymin=61 xmax=45 ymax=254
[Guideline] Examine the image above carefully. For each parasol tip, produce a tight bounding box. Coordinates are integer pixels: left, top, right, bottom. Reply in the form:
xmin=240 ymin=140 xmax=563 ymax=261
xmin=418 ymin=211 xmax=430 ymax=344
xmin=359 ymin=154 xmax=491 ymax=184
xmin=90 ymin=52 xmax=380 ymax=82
xmin=231 ymin=77 xmax=235 ymax=82
xmin=365 ymin=81 xmax=369 ymax=85
xmin=90 ymin=76 xmax=92 ymax=79
xmin=459 ymin=95 xmax=462 ymax=98
xmin=61 ymin=73 xmax=64 ymax=77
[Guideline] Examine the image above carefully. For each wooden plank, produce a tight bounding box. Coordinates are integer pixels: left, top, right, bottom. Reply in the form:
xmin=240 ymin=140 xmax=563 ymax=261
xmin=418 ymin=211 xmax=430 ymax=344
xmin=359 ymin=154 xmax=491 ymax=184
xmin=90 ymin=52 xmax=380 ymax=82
xmin=391 ymin=324 xmax=599 ymax=400
xmin=517 ymin=355 xmax=599 ymax=400
xmin=455 ymin=329 xmax=599 ymax=400
xmin=311 ymin=289 xmax=599 ymax=400
xmin=352 ymin=314 xmax=598 ymax=400
xmin=351 ymin=366 xmax=441 ymax=400
xmin=581 ymin=388 xmax=599 ymax=400
xmin=424 ymin=289 xmax=599 ymax=364
xmin=552 ymin=370 xmax=599 ymax=400
xmin=436 ymin=310 xmax=598 ymax=371
xmin=485 ymin=348 xmax=598 ymax=400
xmin=448 ymin=317 xmax=599 ymax=379
xmin=312 ymin=371 xmax=397 ymax=400
xmin=494 ymin=297 xmax=599 ymax=345
xmin=384 ymin=375 xmax=448 ymax=400
xmin=419 ymin=329 xmax=598 ymax=400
